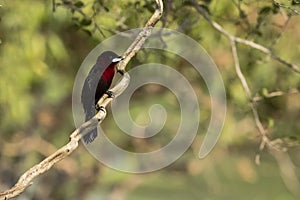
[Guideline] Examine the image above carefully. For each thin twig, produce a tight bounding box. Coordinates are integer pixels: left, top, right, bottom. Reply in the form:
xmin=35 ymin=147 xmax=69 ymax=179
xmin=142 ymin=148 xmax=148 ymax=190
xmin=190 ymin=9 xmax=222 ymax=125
xmin=190 ymin=0 xmax=300 ymax=73
xmin=0 ymin=113 xmax=102 ymax=200
xmin=230 ymin=40 xmax=252 ymax=99
xmin=191 ymin=0 xmax=273 ymax=147
xmin=253 ymin=88 xmax=299 ymax=102
xmin=191 ymin=0 xmax=300 ymax=195
xmin=117 ymin=0 xmax=163 ymax=71
xmin=272 ymin=0 xmax=300 ymax=15
xmin=0 ymin=1 xmax=163 ymax=199
xmin=190 ymin=0 xmax=299 ymax=150
xmin=230 ymin=39 xmax=271 ymax=147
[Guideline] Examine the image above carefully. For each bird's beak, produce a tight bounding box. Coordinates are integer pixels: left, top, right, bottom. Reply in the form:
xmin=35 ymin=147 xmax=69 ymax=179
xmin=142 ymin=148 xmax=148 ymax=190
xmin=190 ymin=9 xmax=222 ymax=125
xmin=112 ymin=56 xmax=124 ymax=63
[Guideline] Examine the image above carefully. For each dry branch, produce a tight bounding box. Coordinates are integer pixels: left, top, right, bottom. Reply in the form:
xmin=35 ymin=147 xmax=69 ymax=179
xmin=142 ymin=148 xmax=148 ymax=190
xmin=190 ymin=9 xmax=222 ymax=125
xmin=190 ymin=0 xmax=300 ymax=195
xmin=190 ymin=0 xmax=299 ymax=147
xmin=190 ymin=0 xmax=300 ymax=74
xmin=0 ymin=1 xmax=163 ymax=199
xmin=230 ymin=39 xmax=270 ymax=148
xmin=253 ymin=88 xmax=299 ymax=102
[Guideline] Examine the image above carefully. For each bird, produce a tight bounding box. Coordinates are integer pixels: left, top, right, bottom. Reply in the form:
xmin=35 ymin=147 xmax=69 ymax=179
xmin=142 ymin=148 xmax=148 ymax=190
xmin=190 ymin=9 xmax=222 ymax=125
xmin=81 ymin=51 xmax=124 ymax=144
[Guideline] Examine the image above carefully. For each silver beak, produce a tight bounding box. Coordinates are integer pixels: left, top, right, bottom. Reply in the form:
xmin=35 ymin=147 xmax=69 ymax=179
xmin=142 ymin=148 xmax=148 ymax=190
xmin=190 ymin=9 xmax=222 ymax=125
xmin=112 ymin=56 xmax=124 ymax=63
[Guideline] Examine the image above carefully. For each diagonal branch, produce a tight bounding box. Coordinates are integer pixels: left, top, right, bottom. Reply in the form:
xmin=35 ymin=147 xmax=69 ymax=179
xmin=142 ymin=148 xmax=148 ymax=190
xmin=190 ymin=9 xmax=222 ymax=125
xmin=0 ymin=1 xmax=163 ymax=199
xmin=190 ymin=0 xmax=299 ymax=150
xmin=190 ymin=0 xmax=300 ymax=73
xmin=117 ymin=0 xmax=163 ymax=71
xmin=230 ymin=39 xmax=271 ymax=149
xmin=195 ymin=0 xmax=300 ymax=194
xmin=191 ymin=0 xmax=274 ymax=148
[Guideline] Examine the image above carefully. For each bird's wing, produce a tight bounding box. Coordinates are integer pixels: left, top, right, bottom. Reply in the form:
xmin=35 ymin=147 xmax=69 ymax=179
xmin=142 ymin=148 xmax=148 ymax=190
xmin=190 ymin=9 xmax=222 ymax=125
xmin=81 ymin=66 xmax=101 ymax=144
xmin=81 ymin=65 xmax=101 ymax=121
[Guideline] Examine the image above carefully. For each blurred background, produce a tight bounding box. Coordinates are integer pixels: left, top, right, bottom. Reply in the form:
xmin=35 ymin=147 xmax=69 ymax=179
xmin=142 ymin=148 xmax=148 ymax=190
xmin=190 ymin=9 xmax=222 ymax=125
xmin=0 ymin=0 xmax=300 ymax=199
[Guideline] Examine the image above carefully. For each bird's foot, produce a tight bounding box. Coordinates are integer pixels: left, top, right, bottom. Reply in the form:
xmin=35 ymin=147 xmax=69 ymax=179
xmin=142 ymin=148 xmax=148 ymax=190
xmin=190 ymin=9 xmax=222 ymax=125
xmin=95 ymin=104 xmax=105 ymax=112
xmin=117 ymin=69 xmax=125 ymax=76
xmin=105 ymin=90 xmax=115 ymax=98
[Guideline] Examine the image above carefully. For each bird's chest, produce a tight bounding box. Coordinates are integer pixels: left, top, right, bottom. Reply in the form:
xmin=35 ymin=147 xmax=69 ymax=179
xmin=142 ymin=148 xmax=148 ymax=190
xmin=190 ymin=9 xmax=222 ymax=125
xmin=101 ymin=67 xmax=115 ymax=83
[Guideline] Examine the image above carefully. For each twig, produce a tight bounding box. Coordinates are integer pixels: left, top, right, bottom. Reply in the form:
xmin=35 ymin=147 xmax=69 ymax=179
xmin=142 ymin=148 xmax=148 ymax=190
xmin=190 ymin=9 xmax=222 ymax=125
xmin=230 ymin=39 xmax=271 ymax=149
xmin=230 ymin=40 xmax=271 ymax=149
xmin=117 ymin=0 xmax=163 ymax=71
xmin=190 ymin=0 xmax=299 ymax=149
xmin=191 ymin=0 xmax=297 ymax=151
xmin=230 ymin=40 xmax=252 ymax=99
xmin=272 ymin=0 xmax=300 ymax=15
xmin=0 ymin=1 xmax=163 ymax=199
xmin=0 ymin=114 xmax=101 ymax=200
xmin=253 ymin=88 xmax=299 ymax=102
xmin=190 ymin=0 xmax=300 ymax=73
xmin=191 ymin=1 xmax=300 ymax=195
xmin=191 ymin=0 xmax=272 ymax=147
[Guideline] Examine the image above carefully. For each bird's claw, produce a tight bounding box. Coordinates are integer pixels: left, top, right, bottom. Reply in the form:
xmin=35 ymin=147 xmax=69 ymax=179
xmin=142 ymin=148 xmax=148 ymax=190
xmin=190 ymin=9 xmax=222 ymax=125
xmin=105 ymin=90 xmax=115 ymax=98
xmin=117 ymin=69 xmax=125 ymax=76
xmin=95 ymin=90 xmax=114 ymax=111
xmin=95 ymin=104 xmax=105 ymax=112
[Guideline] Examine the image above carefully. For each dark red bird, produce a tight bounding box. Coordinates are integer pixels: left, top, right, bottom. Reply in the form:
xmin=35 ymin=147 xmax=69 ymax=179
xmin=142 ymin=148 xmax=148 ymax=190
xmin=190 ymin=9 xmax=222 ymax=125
xmin=81 ymin=51 xmax=123 ymax=144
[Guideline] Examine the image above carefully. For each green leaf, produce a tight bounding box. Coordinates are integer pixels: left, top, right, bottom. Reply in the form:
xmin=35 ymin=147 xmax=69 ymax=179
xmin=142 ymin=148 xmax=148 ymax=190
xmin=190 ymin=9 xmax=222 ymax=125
xmin=80 ymin=18 xmax=92 ymax=26
xmin=292 ymin=0 xmax=300 ymax=5
xmin=259 ymin=6 xmax=271 ymax=15
xmin=268 ymin=118 xmax=274 ymax=128
xmin=262 ymin=88 xmax=269 ymax=97
xmin=74 ymin=1 xmax=84 ymax=8
xmin=103 ymin=6 xmax=109 ymax=12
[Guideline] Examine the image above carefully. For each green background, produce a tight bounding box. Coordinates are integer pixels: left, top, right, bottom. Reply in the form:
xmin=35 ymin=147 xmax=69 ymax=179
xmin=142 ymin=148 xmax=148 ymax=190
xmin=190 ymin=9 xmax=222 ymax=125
xmin=0 ymin=0 xmax=299 ymax=199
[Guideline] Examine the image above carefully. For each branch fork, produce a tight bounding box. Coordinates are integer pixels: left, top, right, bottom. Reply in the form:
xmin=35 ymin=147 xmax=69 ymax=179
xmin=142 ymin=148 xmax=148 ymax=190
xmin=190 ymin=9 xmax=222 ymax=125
xmin=0 ymin=1 xmax=163 ymax=199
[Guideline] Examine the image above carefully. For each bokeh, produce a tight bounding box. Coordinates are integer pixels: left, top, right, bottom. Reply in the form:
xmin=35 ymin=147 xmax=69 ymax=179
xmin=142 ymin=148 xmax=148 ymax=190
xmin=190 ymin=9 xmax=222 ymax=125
xmin=0 ymin=0 xmax=299 ymax=199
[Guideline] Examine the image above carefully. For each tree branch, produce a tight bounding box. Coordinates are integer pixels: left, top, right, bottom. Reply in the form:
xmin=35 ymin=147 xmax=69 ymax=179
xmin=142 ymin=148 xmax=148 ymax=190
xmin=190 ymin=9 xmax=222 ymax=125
xmin=190 ymin=0 xmax=300 ymax=73
xmin=230 ymin=39 xmax=271 ymax=150
xmin=252 ymin=88 xmax=299 ymax=102
xmin=191 ymin=1 xmax=300 ymax=195
xmin=190 ymin=0 xmax=299 ymax=149
xmin=0 ymin=1 xmax=163 ymax=199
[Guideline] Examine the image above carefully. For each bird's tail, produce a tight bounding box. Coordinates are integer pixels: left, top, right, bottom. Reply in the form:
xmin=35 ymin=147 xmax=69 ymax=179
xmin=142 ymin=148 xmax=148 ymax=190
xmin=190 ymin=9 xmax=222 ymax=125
xmin=83 ymin=128 xmax=98 ymax=144
xmin=83 ymin=109 xmax=98 ymax=144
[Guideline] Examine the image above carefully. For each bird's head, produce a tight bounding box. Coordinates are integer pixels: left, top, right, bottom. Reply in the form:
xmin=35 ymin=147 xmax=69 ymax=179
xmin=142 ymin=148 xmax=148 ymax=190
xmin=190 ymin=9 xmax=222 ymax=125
xmin=112 ymin=56 xmax=124 ymax=63
xmin=97 ymin=51 xmax=124 ymax=67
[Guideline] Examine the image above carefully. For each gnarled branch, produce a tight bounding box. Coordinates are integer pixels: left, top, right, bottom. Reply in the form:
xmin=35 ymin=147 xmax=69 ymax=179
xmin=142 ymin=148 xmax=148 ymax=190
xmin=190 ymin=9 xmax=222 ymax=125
xmin=0 ymin=1 xmax=163 ymax=199
xmin=190 ymin=0 xmax=300 ymax=74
